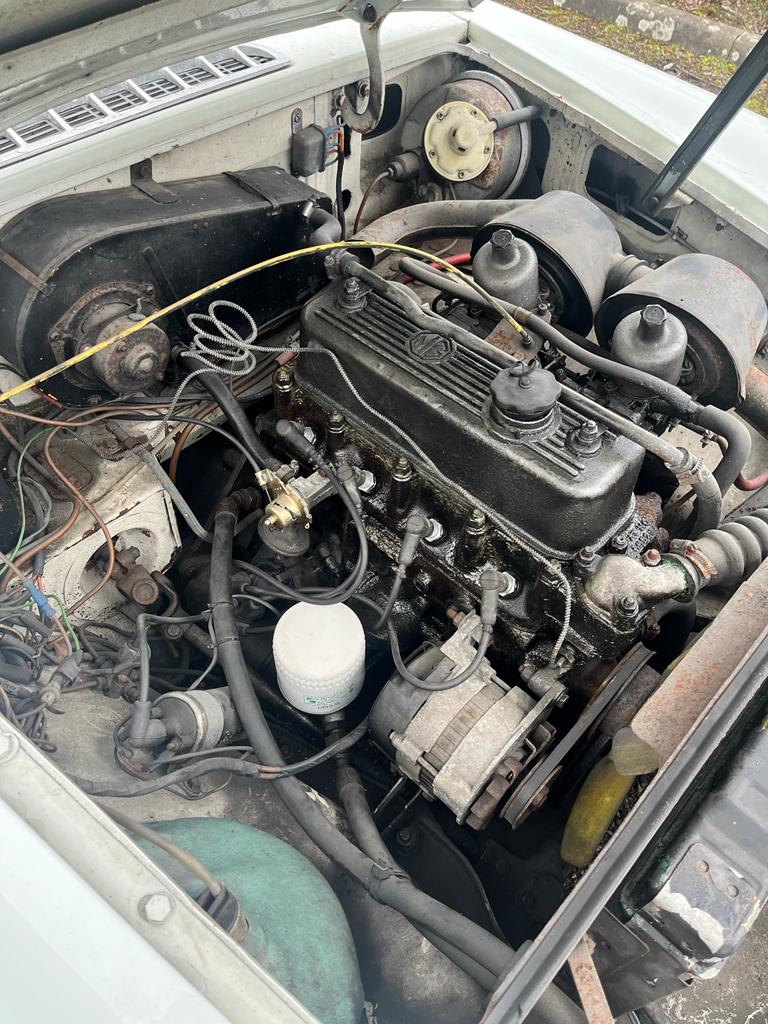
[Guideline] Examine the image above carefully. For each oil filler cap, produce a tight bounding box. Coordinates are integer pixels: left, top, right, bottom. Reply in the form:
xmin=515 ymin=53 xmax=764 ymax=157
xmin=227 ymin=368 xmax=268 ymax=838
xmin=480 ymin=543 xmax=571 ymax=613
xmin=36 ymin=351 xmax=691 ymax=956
xmin=273 ymin=602 xmax=365 ymax=715
xmin=490 ymin=361 xmax=561 ymax=422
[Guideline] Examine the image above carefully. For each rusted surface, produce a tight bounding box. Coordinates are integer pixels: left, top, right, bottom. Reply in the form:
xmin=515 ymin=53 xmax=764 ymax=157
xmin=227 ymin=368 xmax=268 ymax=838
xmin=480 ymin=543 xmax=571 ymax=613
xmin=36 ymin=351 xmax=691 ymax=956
xmin=632 ymin=557 xmax=768 ymax=765
xmin=485 ymin=318 xmax=541 ymax=361
xmin=567 ymin=935 xmax=614 ymax=1024
xmin=741 ymin=362 xmax=768 ymax=435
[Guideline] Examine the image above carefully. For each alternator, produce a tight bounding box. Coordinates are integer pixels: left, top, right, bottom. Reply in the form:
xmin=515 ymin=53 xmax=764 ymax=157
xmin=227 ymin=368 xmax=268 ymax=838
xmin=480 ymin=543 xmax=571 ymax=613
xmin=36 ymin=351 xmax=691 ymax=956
xmin=370 ymin=614 xmax=560 ymax=829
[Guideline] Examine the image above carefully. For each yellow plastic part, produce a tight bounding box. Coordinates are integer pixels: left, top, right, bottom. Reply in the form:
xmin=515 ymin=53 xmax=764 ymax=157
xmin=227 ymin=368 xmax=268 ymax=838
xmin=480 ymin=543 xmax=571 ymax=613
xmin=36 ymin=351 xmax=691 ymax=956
xmin=560 ymin=756 xmax=636 ymax=869
xmin=0 ymin=238 xmax=525 ymax=405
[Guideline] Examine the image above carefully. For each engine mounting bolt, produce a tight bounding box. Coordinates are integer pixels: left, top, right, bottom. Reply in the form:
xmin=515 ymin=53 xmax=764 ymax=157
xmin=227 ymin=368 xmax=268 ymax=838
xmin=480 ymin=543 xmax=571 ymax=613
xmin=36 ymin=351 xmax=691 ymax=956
xmin=139 ymin=892 xmax=174 ymax=924
xmin=392 ymin=456 xmax=413 ymax=482
xmin=328 ymin=410 xmax=346 ymax=433
xmin=610 ymin=532 xmax=630 ymax=553
xmin=642 ymin=548 xmax=662 ymax=566
xmin=491 ymin=228 xmax=515 ymax=257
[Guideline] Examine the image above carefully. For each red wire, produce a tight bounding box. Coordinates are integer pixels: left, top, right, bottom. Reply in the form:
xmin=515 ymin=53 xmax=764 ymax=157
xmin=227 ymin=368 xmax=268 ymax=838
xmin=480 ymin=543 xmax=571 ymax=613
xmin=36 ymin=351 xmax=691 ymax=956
xmin=401 ymin=252 xmax=472 ymax=284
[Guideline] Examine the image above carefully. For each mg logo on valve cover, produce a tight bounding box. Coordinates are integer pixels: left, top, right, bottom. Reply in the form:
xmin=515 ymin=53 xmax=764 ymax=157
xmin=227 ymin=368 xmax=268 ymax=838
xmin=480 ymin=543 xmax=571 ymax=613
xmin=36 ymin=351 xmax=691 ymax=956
xmin=406 ymin=331 xmax=455 ymax=363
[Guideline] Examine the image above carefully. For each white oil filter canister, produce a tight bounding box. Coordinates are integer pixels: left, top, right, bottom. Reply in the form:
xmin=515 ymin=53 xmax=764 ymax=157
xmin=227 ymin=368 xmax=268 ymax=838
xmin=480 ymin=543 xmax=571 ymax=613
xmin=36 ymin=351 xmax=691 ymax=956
xmin=273 ymin=602 xmax=365 ymax=714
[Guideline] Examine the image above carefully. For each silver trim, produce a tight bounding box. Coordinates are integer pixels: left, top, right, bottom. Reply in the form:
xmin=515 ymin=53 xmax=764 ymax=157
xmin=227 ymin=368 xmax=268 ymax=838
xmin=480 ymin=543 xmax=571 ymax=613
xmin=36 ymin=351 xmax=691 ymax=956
xmin=0 ymin=44 xmax=291 ymax=170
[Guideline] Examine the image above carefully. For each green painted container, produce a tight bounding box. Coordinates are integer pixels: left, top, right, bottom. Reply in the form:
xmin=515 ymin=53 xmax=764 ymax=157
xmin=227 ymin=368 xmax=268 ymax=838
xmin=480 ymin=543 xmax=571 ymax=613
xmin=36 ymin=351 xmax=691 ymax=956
xmin=143 ymin=818 xmax=363 ymax=1024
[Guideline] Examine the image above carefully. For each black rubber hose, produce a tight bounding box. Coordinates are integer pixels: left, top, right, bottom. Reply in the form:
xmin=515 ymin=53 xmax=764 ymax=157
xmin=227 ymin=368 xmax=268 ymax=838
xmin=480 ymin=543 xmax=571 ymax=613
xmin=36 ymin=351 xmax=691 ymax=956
xmin=493 ymin=105 xmax=542 ymax=131
xmin=306 ymin=205 xmax=343 ymax=247
xmin=334 ymin=754 xmax=498 ymax=990
xmin=396 ymin=256 xmax=751 ymax=494
xmin=560 ymin=385 xmax=722 ymax=536
xmin=178 ymin=351 xmax=281 ymax=471
xmin=209 ymin=501 xmax=584 ymax=1023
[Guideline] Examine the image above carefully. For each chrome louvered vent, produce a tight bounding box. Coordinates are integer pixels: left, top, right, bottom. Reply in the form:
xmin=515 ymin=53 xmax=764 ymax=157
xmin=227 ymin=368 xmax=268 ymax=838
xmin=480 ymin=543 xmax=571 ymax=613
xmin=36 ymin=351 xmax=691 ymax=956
xmin=0 ymin=44 xmax=290 ymax=170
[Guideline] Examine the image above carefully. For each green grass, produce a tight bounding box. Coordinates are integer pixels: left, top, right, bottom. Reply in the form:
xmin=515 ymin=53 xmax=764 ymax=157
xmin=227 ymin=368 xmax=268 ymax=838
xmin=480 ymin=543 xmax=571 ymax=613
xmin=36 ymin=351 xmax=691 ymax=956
xmin=503 ymin=0 xmax=768 ymax=117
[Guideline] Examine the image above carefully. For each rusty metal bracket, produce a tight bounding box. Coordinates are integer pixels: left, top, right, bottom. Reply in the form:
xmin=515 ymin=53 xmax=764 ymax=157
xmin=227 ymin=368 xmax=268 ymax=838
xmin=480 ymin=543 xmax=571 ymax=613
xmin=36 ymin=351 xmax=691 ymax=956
xmin=0 ymin=246 xmax=51 ymax=295
xmin=130 ymin=159 xmax=179 ymax=204
xmin=568 ymin=936 xmax=614 ymax=1024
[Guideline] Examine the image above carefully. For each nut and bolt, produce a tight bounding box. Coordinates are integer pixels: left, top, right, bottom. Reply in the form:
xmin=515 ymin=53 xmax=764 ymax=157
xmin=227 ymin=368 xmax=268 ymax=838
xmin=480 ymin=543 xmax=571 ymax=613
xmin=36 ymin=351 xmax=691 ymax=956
xmin=697 ymin=860 xmax=710 ymax=873
xmin=576 ymin=547 xmax=598 ymax=575
xmin=491 ymin=228 xmax=515 ymax=257
xmin=392 ymin=456 xmax=413 ymax=482
xmin=273 ymin=366 xmax=293 ymax=392
xmin=616 ymin=595 xmax=640 ymax=621
xmin=466 ymin=507 xmax=487 ymax=535
xmin=428 ymin=149 xmax=437 ymax=158
xmin=435 ymin=110 xmax=445 ymax=121
xmin=569 ymin=419 xmax=602 ymax=456
xmin=457 ymin=170 xmax=467 ymax=179
xmin=726 ymin=884 xmax=739 ymax=898
xmin=355 ymin=469 xmax=377 ymax=494
xmin=498 ymin=571 xmax=519 ymax=597
xmin=328 ymin=410 xmax=346 ymax=433
xmin=642 ymin=548 xmax=662 ymax=566
xmin=423 ymin=517 xmax=445 ymax=544
xmin=340 ymin=278 xmax=366 ymax=310
xmin=639 ymin=303 xmax=667 ymax=339
xmin=139 ymin=892 xmax=174 ymax=924
xmin=611 ymin=532 xmax=630 ymax=554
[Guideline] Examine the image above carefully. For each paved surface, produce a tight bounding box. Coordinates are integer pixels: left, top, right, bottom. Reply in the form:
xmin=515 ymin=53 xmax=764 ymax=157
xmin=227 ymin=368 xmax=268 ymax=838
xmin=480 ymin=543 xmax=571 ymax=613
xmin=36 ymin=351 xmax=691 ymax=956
xmin=659 ymin=905 xmax=768 ymax=1023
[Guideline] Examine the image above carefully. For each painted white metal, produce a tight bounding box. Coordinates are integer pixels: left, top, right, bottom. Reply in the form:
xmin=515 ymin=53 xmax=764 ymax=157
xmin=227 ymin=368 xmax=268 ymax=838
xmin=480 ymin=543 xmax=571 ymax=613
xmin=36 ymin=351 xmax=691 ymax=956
xmin=0 ymin=14 xmax=470 ymax=220
xmin=467 ymin=2 xmax=768 ymax=241
xmin=0 ymin=722 xmax=319 ymax=1024
xmin=0 ymin=0 xmax=474 ymax=128
xmin=0 ymin=44 xmax=291 ymax=170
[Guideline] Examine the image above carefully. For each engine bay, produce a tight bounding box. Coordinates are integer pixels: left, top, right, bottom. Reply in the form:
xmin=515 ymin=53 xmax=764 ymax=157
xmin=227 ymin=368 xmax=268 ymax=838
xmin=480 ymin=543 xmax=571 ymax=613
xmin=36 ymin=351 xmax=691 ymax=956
xmin=1 ymin=37 xmax=768 ymax=1024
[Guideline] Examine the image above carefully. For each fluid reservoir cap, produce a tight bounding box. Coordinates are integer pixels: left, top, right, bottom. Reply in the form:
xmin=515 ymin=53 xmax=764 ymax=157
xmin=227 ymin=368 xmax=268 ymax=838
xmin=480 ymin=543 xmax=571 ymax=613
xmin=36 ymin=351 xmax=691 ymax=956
xmin=273 ymin=602 xmax=365 ymax=715
xmin=490 ymin=361 xmax=561 ymax=421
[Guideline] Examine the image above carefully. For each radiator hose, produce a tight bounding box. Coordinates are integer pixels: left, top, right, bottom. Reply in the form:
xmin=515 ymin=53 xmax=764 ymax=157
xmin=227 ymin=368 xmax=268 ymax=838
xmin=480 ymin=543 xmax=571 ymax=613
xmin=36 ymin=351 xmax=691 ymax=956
xmin=208 ymin=493 xmax=585 ymax=1024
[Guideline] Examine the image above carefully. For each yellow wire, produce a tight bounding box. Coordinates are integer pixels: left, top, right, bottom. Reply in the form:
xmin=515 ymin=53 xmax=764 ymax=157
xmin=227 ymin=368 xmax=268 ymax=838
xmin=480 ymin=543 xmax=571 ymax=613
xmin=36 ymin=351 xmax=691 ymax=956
xmin=0 ymin=239 xmax=525 ymax=405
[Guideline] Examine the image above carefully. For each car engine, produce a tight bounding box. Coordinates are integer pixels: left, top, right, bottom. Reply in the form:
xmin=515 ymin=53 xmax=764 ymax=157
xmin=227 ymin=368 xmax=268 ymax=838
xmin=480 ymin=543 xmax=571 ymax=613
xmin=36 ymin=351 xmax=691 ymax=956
xmin=0 ymin=47 xmax=768 ymax=1024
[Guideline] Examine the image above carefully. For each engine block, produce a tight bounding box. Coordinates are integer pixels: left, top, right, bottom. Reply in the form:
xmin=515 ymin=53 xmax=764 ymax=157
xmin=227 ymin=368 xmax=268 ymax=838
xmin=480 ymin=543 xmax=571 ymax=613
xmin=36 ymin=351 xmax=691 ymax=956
xmin=297 ymin=274 xmax=644 ymax=559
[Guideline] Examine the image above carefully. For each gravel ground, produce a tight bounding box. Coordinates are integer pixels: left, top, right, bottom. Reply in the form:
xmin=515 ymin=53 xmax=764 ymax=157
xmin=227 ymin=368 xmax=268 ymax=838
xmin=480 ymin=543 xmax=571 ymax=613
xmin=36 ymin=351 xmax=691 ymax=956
xmin=501 ymin=0 xmax=768 ymax=116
